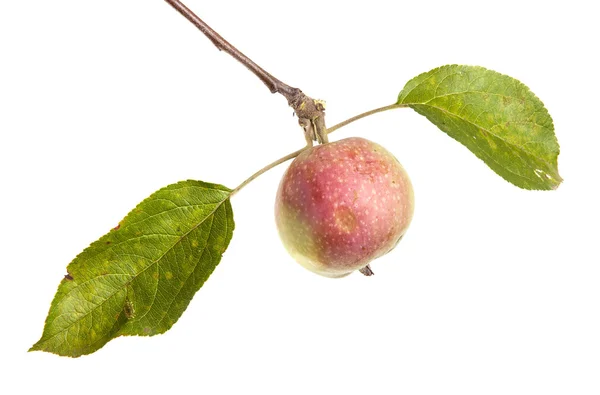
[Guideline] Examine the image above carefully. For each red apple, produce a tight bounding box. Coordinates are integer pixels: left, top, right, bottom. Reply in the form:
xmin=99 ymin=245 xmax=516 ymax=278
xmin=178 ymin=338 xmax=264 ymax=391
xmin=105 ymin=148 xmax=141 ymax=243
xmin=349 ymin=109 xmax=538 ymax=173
xmin=275 ymin=137 xmax=414 ymax=277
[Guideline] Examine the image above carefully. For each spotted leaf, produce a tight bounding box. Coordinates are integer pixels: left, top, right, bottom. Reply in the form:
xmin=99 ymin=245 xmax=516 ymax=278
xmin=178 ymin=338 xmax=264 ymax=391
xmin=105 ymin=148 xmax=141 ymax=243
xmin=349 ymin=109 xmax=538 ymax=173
xmin=398 ymin=65 xmax=561 ymax=190
xmin=30 ymin=180 xmax=234 ymax=357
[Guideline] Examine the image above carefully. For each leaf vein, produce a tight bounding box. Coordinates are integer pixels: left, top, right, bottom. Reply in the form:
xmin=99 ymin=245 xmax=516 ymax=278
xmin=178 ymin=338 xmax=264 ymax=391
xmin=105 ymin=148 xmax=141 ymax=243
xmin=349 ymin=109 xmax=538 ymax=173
xmin=410 ymin=103 xmax=554 ymax=168
xmin=127 ymin=196 xmax=230 ymax=324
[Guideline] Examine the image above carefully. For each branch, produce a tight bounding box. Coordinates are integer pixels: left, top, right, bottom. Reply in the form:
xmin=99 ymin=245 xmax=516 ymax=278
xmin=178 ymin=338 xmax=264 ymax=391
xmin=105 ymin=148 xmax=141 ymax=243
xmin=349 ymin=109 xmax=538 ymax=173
xmin=164 ymin=0 xmax=328 ymax=143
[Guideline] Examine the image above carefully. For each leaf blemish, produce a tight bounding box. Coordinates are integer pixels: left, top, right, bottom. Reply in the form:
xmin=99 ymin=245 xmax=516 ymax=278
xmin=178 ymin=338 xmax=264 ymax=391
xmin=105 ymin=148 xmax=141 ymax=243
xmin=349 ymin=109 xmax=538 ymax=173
xmin=124 ymin=300 xmax=135 ymax=319
xmin=534 ymin=169 xmax=546 ymax=179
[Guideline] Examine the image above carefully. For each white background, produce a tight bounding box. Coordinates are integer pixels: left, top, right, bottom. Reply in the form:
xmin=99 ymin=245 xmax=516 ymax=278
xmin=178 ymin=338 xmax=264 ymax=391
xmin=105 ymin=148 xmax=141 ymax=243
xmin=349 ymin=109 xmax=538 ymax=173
xmin=1 ymin=0 xmax=599 ymax=394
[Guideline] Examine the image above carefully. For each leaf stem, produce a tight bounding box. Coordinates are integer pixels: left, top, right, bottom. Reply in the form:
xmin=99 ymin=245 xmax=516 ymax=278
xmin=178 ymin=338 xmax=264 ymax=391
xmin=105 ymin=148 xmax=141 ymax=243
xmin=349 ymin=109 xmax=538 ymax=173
xmin=229 ymin=146 xmax=310 ymax=197
xmin=327 ymin=103 xmax=407 ymax=134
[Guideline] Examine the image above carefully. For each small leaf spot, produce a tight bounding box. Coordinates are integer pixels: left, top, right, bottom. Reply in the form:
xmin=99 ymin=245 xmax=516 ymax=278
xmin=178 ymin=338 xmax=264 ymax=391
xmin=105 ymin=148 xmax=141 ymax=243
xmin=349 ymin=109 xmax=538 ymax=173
xmin=124 ymin=300 xmax=135 ymax=319
xmin=534 ymin=169 xmax=546 ymax=179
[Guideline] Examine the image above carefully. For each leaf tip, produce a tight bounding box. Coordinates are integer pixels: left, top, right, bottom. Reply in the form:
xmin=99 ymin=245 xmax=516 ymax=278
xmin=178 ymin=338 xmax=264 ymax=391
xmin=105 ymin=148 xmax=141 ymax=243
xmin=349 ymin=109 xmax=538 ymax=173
xmin=551 ymin=175 xmax=563 ymax=190
xmin=28 ymin=341 xmax=42 ymax=353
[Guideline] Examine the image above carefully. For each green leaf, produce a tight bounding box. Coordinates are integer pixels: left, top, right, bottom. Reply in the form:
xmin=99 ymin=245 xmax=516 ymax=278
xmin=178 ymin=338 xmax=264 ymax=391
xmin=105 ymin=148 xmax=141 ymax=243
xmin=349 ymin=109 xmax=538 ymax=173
xmin=30 ymin=180 xmax=234 ymax=357
xmin=397 ymin=65 xmax=561 ymax=190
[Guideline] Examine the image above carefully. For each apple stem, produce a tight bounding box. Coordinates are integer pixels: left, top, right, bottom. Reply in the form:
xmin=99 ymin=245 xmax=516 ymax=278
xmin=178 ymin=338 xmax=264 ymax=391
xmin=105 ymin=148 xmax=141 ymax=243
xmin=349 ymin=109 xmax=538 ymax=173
xmin=164 ymin=0 xmax=328 ymax=143
xmin=359 ymin=265 xmax=375 ymax=276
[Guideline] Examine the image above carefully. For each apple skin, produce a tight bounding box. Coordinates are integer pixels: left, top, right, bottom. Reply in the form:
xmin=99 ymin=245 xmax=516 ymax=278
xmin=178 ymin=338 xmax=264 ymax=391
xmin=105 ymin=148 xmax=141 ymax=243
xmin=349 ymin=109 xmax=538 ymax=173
xmin=275 ymin=137 xmax=414 ymax=277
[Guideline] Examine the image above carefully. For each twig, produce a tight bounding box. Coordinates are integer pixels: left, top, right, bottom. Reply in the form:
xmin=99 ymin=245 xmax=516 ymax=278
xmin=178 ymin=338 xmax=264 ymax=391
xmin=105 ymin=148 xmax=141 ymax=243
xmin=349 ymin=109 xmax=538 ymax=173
xmin=164 ymin=0 xmax=328 ymax=143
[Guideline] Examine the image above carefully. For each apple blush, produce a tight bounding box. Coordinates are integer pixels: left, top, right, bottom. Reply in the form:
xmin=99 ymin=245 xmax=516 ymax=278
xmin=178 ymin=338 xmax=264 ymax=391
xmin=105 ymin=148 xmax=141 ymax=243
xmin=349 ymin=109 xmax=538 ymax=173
xmin=275 ymin=137 xmax=414 ymax=277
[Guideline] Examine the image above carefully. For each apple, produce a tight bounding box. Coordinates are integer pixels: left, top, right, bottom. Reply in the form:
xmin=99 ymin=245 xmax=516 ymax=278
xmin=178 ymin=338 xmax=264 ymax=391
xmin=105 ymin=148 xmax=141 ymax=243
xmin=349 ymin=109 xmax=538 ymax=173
xmin=275 ymin=137 xmax=414 ymax=277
